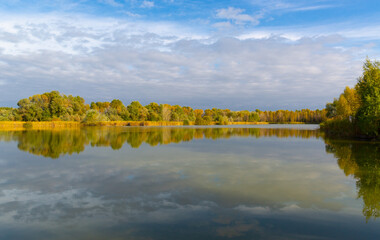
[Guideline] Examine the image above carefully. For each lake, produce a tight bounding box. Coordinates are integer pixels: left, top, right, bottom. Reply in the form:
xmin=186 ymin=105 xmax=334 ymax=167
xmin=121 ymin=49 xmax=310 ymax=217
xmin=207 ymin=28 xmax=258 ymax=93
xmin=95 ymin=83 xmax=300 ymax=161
xmin=0 ymin=125 xmax=379 ymax=239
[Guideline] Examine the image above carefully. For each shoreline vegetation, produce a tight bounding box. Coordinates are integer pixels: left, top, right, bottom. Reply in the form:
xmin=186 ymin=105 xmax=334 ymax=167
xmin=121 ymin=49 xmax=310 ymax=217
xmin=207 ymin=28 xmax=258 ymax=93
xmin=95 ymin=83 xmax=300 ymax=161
xmin=1 ymin=58 xmax=377 ymax=137
xmin=321 ymin=59 xmax=380 ymax=139
xmin=0 ymin=89 xmax=325 ymax=130
xmin=0 ymin=121 xmax=311 ymax=131
xmin=1 ymin=60 xmax=378 ymax=138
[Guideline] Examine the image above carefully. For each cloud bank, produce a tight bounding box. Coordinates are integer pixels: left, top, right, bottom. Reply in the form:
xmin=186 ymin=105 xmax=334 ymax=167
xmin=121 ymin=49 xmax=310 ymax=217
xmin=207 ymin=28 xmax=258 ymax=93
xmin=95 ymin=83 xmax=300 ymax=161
xmin=0 ymin=14 xmax=370 ymax=110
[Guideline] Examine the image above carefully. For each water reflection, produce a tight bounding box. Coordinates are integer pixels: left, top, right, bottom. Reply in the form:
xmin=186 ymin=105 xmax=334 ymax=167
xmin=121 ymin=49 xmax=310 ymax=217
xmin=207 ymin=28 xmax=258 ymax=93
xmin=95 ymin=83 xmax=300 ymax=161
xmin=0 ymin=125 xmax=380 ymax=239
xmin=0 ymin=126 xmax=321 ymax=158
xmin=325 ymin=139 xmax=380 ymax=221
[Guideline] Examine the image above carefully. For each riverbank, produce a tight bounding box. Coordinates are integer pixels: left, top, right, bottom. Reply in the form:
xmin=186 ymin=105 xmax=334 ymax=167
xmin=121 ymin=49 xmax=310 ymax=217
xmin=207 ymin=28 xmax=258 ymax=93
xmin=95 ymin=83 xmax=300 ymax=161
xmin=320 ymin=119 xmax=379 ymax=140
xmin=0 ymin=121 xmax=80 ymax=131
xmin=0 ymin=121 xmax=273 ymax=130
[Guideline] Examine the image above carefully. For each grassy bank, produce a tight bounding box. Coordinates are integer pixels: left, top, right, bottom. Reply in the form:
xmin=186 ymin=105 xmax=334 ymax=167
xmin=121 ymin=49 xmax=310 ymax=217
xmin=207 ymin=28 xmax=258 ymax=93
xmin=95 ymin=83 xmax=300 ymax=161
xmin=268 ymin=122 xmax=306 ymax=124
xmin=0 ymin=121 xmax=80 ymax=131
xmin=320 ymin=119 xmax=356 ymax=138
xmin=228 ymin=122 xmax=268 ymax=125
xmin=0 ymin=121 xmax=276 ymax=130
xmin=83 ymin=121 xmax=184 ymax=127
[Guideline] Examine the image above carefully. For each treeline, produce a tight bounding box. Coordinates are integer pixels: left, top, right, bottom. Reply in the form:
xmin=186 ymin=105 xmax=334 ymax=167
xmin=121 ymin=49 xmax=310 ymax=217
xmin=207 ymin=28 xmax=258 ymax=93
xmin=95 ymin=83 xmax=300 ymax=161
xmin=321 ymin=59 xmax=380 ymax=138
xmin=0 ymin=90 xmax=326 ymax=124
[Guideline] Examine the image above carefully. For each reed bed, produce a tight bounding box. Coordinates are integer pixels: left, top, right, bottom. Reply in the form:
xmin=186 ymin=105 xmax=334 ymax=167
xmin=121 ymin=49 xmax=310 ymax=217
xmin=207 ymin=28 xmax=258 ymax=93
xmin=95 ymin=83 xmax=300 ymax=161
xmin=0 ymin=121 xmax=80 ymax=130
xmin=229 ymin=122 xmax=268 ymax=125
xmin=82 ymin=121 xmax=184 ymax=127
xmin=1 ymin=120 xmax=278 ymax=130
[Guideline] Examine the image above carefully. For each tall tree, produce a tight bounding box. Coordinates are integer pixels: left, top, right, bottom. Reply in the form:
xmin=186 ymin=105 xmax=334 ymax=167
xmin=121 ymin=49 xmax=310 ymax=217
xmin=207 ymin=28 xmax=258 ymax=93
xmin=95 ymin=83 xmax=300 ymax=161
xmin=356 ymin=59 xmax=380 ymax=136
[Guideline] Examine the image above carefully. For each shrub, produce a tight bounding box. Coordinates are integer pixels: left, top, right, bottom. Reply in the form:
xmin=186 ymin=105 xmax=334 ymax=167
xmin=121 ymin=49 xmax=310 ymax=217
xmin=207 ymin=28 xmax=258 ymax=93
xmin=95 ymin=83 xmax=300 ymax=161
xmin=217 ymin=116 xmax=229 ymax=125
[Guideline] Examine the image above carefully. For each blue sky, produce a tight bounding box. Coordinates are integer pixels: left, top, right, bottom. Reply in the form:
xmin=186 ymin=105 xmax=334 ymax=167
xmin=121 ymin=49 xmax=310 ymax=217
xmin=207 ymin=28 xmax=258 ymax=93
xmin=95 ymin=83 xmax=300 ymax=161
xmin=0 ymin=0 xmax=379 ymax=110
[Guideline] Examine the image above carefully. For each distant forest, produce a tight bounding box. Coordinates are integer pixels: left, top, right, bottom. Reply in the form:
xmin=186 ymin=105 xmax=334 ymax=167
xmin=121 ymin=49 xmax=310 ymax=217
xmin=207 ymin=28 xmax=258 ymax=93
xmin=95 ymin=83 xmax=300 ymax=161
xmin=0 ymin=91 xmax=326 ymax=124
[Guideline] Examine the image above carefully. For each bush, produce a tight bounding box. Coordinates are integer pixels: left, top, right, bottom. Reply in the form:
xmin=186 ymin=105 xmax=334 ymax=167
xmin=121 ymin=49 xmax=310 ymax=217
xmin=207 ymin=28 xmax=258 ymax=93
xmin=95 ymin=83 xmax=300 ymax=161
xmin=194 ymin=116 xmax=203 ymax=125
xmin=82 ymin=110 xmax=109 ymax=124
xmin=203 ymin=116 xmax=212 ymax=125
xmin=217 ymin=116 xmax=229 ymax=125
xmin=320 ymin=118 xmax=356 ymax=138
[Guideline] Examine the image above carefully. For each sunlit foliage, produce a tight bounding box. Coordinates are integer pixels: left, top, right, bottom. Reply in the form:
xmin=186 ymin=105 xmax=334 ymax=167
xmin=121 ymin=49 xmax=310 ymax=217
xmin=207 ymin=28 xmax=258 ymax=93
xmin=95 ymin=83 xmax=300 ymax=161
xmin=1 ymin=90 xmax=327 ymax=125
xmin=323 ymin=59 xmax=380 ymax=138
xmin=356 ymin=59 xmax=380 ymax=136
xmin=17 ymin=91 xmax=89 ymax=121
xmin=0 ymin=107 xmax=21 ymax=121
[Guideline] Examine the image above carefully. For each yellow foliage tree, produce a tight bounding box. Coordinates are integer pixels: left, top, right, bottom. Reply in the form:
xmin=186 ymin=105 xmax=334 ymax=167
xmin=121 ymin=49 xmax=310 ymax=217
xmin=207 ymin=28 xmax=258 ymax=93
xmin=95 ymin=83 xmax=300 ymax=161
xmin=336 ymin=86 xmax=361 ymax=119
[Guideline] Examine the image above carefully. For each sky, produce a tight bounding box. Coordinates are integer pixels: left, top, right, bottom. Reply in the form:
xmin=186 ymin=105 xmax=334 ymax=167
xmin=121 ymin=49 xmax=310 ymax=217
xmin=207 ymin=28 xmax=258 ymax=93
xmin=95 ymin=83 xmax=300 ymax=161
xmin=0 ymin=0 xmax=379 ymax=110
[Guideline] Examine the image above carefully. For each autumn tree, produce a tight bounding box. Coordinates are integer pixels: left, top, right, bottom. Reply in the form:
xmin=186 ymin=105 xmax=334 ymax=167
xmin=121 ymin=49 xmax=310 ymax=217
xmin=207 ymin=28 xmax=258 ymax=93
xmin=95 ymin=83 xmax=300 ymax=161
xmin=323 ymin=59 xmax=380 ymax=138
xmin=161 ymin=104 xmax=172 ymax=121
xmin=127 ymin=101 xmax=148 ymax=121
xmin=335 ymin=87 xmax=361 ymax=119
xmin=17 ymin=91 xmax=88 ymax=121
xmin=146 ymin=102 xmax=162 ymax=121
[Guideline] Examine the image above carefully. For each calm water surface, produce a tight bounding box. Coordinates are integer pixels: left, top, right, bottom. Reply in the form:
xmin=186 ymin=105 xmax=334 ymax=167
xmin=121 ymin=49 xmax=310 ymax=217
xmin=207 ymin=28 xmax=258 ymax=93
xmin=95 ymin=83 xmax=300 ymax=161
xmin=0 ymin=125 xmax=379 ymax=239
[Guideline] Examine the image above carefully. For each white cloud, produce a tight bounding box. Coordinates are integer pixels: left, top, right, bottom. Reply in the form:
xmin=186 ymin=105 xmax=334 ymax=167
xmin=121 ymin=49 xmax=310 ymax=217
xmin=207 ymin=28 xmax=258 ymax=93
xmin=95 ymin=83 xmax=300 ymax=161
xmin=120 ymin=11 xmax=143 ymax=18
xmin=141 ymin=0 xmax=154 ymax=8
xmin=212 ymin=21 xmax=232 ymax=29
xmin=216 ymin=7 xmax=262 ymax=25
xmin=289 ymin=4 xmax=335 ymax=12
xmin=242 ymin=0 xmax=337 ymax=25
xmin=280 ymin=204 xmax=302 ymax=212
xmin=235 ymin=205 xmax=271 ymax=214
xmin=249 ymin=0 xmax=335 ymax=12
xmin=236 ymin=20 xmax=380 ymax=44
xmin=98 ymin=0 xmax=123 ymax=7
xmin=0 ymin=13 xmax=373 ymax=110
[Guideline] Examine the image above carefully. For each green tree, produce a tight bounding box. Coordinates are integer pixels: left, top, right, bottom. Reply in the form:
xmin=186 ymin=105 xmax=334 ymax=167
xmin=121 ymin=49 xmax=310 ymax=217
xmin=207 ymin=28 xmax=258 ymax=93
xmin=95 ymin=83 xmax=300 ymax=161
xmin=171 ymin=105 xmax=185 ymax=121
xmin=0 ymin=107 xmax=21 ymax=121
xmin=356 ymin=59 xmax=380 ymax=136
xmin=183 ymin=106 xmax=195 ymax=121
xmin=217 ymin=116 xmax=229 ymax=125
xmin=326 ymin=101 xmax=337 ymax=118
xmin=146 ymin=102 xmax=162 ymax=121
xmin=83 ymin=109 xmax=109 ymax=123
xmin=108 ymin=99 xmax=129 ymax=120
xmin=17 ymin=91 xmax=88 ymax=121
xmin=127 ymin=101 xmax=148 ymax=121
xmin=249 ymin=111 xmax=260 ymax=122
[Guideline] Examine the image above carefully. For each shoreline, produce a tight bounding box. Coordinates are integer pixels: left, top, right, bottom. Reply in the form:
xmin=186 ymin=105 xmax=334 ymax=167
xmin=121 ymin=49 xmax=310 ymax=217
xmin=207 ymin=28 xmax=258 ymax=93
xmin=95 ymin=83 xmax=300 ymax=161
xmin=0 ymin=121 xmax=312 ymax=130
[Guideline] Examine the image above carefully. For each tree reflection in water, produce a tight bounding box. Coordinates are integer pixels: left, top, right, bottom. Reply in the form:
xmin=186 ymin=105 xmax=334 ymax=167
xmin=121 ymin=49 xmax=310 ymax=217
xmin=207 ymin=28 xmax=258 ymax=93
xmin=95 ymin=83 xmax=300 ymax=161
xmin=325 ymin=139 xmax=380 ymax=221
xmin=1 ymin=126 xmax=379 ymax=222
xmin=0 ymin=126 xmax=321 ymax=158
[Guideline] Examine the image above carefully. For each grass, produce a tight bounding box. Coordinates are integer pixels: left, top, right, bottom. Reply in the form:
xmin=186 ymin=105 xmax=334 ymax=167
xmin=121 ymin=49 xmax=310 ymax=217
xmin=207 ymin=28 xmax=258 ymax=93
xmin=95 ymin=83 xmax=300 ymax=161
xmin=320 ymin=118 xmax=356 ymax=138
xmin=229 ymin=122 xmax=269 ymax=125
xmin=0 ymin=120 xmax=306 ymax=130
xmin=0 ymin=121 xmax=184 ymax=130
xmin=82 ymin=121 xmax=184 ymax=127
xmin=0 ymin=121 xmax=80 ymax=130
